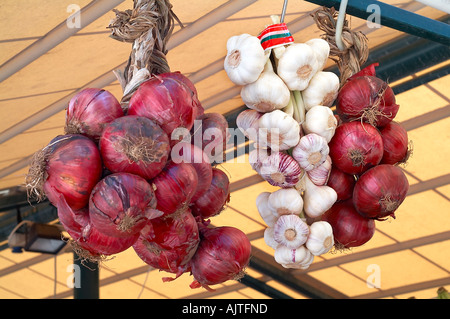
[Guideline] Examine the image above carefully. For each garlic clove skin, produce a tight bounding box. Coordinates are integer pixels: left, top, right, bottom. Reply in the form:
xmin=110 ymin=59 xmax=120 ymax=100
xmin=306 ymin=221 xmax=334 ymax=256
xmin=277 ymin=43 xmax=320 ymax=91
xmin=224 ymin=33 xmax=267 ymax=86
xmin=248 ymin=147 xmax=270 ymax=171
xmin=257 ymin=151 xmax=304 ymax=188
xmin=303 ymin=175 xmax=337 ymax=218
xmin=256 ymin=192 xmax=277 ymax=227
xmin=274 ymin=245 xmax=314 ymax=269
xmin=302 ymin=71 xmax=340 ymax=111
xmin=264 ymin=227 xmax=280 ymax=250
xmin=268 ymin=188 xmax=303 ymax=217
xmin=273 ymin=214 xmax=309 ymax=249
xmin=306 ymin=38 xmax=330 ymax=71
xmin=302 ymin=105 xmax=337 ymax=143
xmin=307 ymin=155 xmax=332 ymax=186
xmin=241 ymin=60 xmax=291 ymax=113
xmin=257 ymin=110 xmax=300 ymax=151
xmin=236 ymin=109 xmax=262 ymax=142
xmin=292 ymin=133 xmax=329 ymax=171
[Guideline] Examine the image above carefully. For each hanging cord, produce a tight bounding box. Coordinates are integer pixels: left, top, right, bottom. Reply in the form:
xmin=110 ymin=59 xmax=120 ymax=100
xmin=108 ymin=0 xmax=182 ymax=111
xmin=280 ymin=0 xmax=288 ymax=23
xmin=311 ymin=6 xmax=369 ymax=84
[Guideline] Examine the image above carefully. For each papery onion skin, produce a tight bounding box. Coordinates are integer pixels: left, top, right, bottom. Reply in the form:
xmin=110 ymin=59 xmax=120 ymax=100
xmin=170 ymin=142 xmax=213 ymax=202
xmin=128 ymin=73 xmax=201 ymax=137
xmin=191 ymin=112 xmax=230 ymax=163
xmin=99 ymin=115 xmax=170 ymax=180
xmin=322 ymin=199 xmax=375 ymax=249
xmin=56 ymin=194 xmax=139 ymax=259
xmin=27 ymin=134 xmax=103 ymax=211
xmin=151 ymin=161 xmax=198 ymax=217
xmin=65 ymin=88 xmax=124 ymax=141
xmin=336 ymin=75 xmax=399 ymax=128
xmin=191 ymin=167 xmax=230 ymax=219
xmin=89 ymin=172 xmax=160 ymax=238
xmin=133 ymin=209 xmax=199 ymax=280
xmin=328 ymin=121 xmax=384 ymax=175
xmin=353 ymin=164 xmax=409 ymax=220
xmin=326 ymin=166 xmax=356 ymax=201
xmin=379 ymin=121 xmax=409 ymax=165
xmin=189 ymin=224 xmax=252 ymax=290
xmin=347 ymin=63 xmax=379 ymax=81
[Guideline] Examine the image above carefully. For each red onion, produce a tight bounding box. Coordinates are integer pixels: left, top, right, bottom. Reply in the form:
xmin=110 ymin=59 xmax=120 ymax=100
xmin=379 ymin=121 xmax=410 ymax=165
xmin=329 ymin=121 xmax=384 ymax=175
xmin=336 ymin=75 xmax=399 ymax=127
xmin=347 ymin=63 xmax=379 ymax=81
xmin=26 ymin=134 xmax=102 ymax=210
xmin=189 ymin=224 xmax=251 ymax=290
xmin=65 ymin=88 xmax=124 ymax=141
xmin=326 ymin=166 xmax=356 ymax=201
xmin=128 ymin=73 xmax=202 ymax=138
xmin=353 ymin=164 xmax=409 ymax=220
xmin=191 ymin=112 xmax=230 ymax=162
xmin=89 ymin=172 xmax=161 ymax=238
xmin=133 ymin=209 xmax=199 ymax=281
xmin=170 ymin=142 xmax=213 ymax=202
xmin=159 ymin=72 xmax=203 ymax=113
xmin=56 ymin=194 xmax=140 ymax=260
xmin=151 ymin=161 xmax=198 ymax=217
xmin=99 ymin=115 xmax=170 ymax=180
xmin=322 ymin=200 xmax=375 ymax=249
xmin=191 ymin=168 xmax=230 ymax=219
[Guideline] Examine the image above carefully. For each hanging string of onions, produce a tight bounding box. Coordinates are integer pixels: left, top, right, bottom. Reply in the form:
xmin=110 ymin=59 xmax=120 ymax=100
xmin=25 ymin=0 xmax=251 ymax=291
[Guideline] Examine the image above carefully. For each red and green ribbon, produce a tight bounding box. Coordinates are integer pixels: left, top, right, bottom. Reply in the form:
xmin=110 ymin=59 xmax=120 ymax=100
xmin=258 ymin=23 xmax=294 ymax=51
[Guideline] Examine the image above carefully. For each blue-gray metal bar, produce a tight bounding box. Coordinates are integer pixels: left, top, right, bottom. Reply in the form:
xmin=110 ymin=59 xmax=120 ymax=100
xmin=304 ymin=0 xmax=450 ymax=46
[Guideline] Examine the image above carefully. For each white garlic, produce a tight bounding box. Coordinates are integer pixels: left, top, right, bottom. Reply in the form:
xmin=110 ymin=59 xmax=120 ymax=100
xmin=302 ymin=105 xmax=337 ymax=143
xmin=274 ymin=245 xmax=314 ymax=269
xmin=264 ymin=227 xmax=279 ymax=250
xmin=306 ymin=38 xmax=330 ymax=71
xmin=256 ymin=192 xmax=277 ymax=227
xmin=268 ymin=188 xmax=303 ymax=217
xmin=236 ymin=109 xmax=262 ymax=142
xmin=273 ymin=214 xmax=309 ymax=249
xmin=257 ymin=110 xmax=300 ymax=151
xmin=240 ymin=60 xmax=291 ymax=113
xmin=224 ymin=33 xmax=268 ymax=86
xmin=277 ymin=43 xmax=319 ymax=91
xmin=303 ymin=175 xmax=337 ymax=218
xmin=292 ymin=133 xmax=329 ymax=171
xmin=307 ymin=155 xmax=332 ymax=186
xmin=302 ymin=71 xmax=340 ymax=111
xmin=306 ymin=221 xmax=334 ymax=256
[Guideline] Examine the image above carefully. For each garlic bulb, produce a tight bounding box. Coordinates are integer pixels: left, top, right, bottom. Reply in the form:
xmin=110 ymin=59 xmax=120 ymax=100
xmin=257 ymin=151 xmax=303 ymax=188
xmin=302 ymin=71 xmax=340 ymax=111
xmin=268 ymin=188 xmax=303 ymax=216
xmin=224 ymin=33 xmax=267 ymax=86
xmin=277 ymin=43 xmax=319 ymax=91
xmin=306 ymin=38 xmax=330 ymax=71
xmin=257 ymin=110 xmax=300 ymax=151
xmin=305 ymin=221 xmax=334 ymax=256
xmin=302 ymin=105 xmax=337 ymax=143
xmin=248 ymin=147 xmax=270 ymax=171
xmin=241 ymin=60 xmax=290 ymax=113
xmin=274 ymin=245 xmax=314 ymax=269
xmin=292 ymin=133 xmax=329 ymax=171
xmin=307 ymin=155 xmax=332 ymax=186
xmin=256 ymin=192 xmax=277 ymax=227
xmin=236 ymin=109 xmax=262 ymax=142
xmin=273 ymin=214 xmax=309 ymax=249
xmin=264 ymin=227 xmax=279 ymax=250
xmin=303 ymin=175 xmax=337 ymax=218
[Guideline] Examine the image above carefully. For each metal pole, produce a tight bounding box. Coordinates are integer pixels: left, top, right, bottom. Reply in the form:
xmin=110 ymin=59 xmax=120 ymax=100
xmin=73 ymin=251 xmax=100 ymax=299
